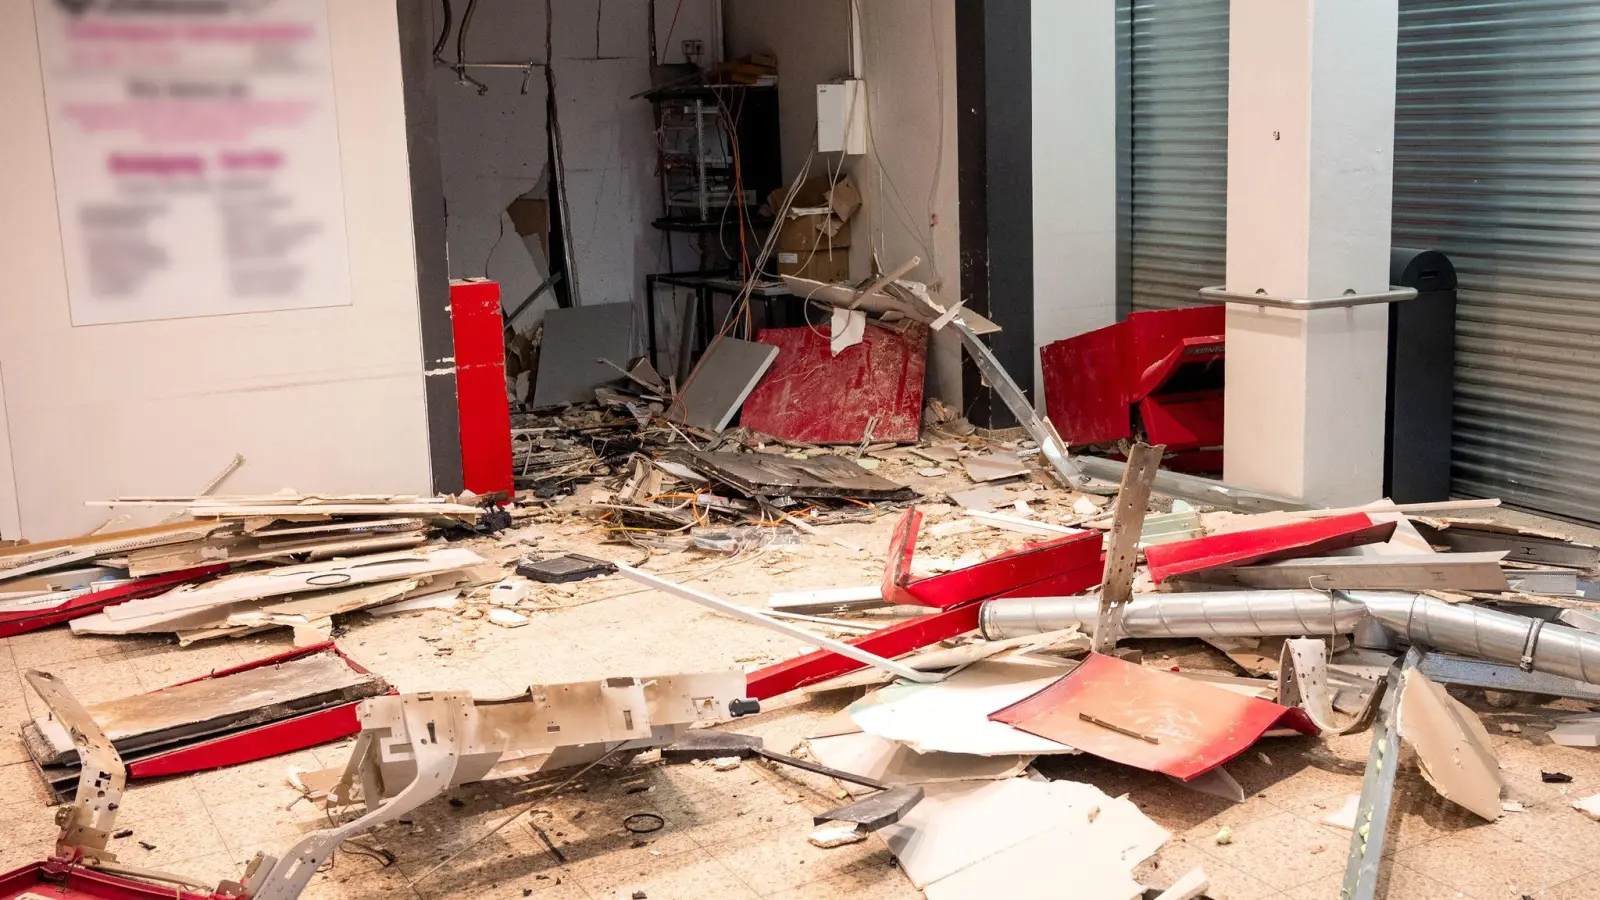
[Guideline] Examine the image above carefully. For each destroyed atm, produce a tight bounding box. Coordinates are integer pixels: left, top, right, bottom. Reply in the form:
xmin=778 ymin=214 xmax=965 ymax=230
xmin=1040 ymin=248 xmax=1458 ymax=493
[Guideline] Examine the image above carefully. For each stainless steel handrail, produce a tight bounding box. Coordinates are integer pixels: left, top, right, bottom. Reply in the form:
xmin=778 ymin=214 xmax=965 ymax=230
xmin=1197 ymin=286 xmax=1417 ymax=311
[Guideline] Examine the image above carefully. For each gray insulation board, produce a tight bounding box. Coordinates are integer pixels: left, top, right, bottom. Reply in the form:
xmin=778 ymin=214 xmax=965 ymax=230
xmin=532 ymin=304 xmax=635 ymax=407
xmin=668 ymin=337 xmax=780 ymax=432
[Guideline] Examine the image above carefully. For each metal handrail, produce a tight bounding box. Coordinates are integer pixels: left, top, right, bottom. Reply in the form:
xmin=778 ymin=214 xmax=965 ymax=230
xmin=1197 ymin=286 xmax=1417 ymax=310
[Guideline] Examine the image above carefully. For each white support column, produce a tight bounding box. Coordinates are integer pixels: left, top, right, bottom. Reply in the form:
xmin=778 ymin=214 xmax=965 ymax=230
xmin=1222 ymin=0 xmax=1398 ymax=505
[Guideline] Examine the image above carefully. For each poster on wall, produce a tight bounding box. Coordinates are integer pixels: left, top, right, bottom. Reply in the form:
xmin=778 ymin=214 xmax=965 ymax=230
xmin=32 ymin=0 xmax=352 ymax=326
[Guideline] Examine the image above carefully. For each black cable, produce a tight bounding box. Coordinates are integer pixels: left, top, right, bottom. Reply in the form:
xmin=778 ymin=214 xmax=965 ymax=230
xmin=432 ymin=0 xmax=453 ymax=61
xmin=456 ymin=0 xmax=479 ymax=68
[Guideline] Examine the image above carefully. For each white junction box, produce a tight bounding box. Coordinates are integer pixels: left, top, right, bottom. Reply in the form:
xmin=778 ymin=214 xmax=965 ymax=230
xmin=818 ymin=80 xmax=868 ymax=154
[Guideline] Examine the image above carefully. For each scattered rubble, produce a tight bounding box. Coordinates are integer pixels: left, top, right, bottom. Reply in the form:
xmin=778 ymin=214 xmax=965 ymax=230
xmin=6 ymin=314 xmax=1600 ymax=900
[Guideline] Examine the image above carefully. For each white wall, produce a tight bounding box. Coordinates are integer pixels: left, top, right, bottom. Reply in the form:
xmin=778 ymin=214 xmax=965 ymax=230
xmin=0 ymin=1 xmax=433 ymax=540
xmin=1031 ymin=0 xmax=1118 ymax=402
xmin=722 ymin=0 xmax=962 ymax=406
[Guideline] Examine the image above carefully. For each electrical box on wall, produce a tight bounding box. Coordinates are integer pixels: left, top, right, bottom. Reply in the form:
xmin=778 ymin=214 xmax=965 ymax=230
xmin=818 ymin=80 xmax=868 ymax=155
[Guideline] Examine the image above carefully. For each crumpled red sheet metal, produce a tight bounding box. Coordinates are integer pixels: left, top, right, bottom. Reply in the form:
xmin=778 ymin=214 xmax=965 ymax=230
xmin=1143 ymin=513 xmax=1396 ymax=584
xmin=990 ymin=652 xmax=1318 ymax=780
xmin=882 ymin=508 xmax=1104 ymax=609
xmin=0 ymin=565 xmax=227 ymax=639
xmin=745 ymin=508 xmax=1106 ymax=701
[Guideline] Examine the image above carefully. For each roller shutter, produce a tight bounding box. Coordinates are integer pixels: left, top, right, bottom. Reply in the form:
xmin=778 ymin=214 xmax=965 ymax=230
xmin=1126 ymin=0 xmax=1600 ymax=521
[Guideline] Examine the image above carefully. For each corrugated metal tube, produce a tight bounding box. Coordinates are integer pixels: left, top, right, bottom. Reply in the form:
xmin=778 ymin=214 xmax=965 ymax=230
xmin=979 ymin=591 xmax=1368 ymax=640
xmin=980 ymin=590 xmax=1600 ymax=684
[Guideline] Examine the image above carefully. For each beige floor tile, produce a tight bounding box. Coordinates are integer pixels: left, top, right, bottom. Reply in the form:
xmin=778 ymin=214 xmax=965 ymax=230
xmin=1489 ymin=796 xmax=1600 ymax=870
xmin=0 ymin=760 xmax=53 ymax=809
xmin=169 ymin=849 xmax=244 ymax=887
xmin=571 ymin=850 xmax=758 ymax=900
xmin=293 ymin=859 xmax=428 ymax=900
xmin=1396 ymin=821 xmax=1589 ymax=899
xmin=124 ymin=639 xmax=248 ymax=689
xmin=1134 ymin=777 xmax=1284 ymax=838
xmin=1200 ymin=811 xmax=1350 ymax=890
xmin=20 ymin=652 xmax=140 ymax=706
xmin=762 ymin=862 xmax=921 ymax=900
xmin=8 ymin=627 xmax=129 ymax=667
xmin=1538 ymin=869 xmax=1600 ymax=900
xmin=652 ymin=780 xmax=818 ymax=849
xmin=1286 ymin=861 xmax=1477 ymax=900
xmin=186 ymin=748 xmax=326 ymax=807
xmin=0 ymin=839 xmax=58 ymax=875
xmin=1150 ymin=838 xmax=1282 ymax=900
xmin=114 ymin=777 xmax=210 ymax=830
xmin=1385 ymin=776 xmax=1489 ymax=853
xmin=702 ymin=829 xmax=889 ymax=895
xmin=106 ymin=808 xmax=233 ymax=870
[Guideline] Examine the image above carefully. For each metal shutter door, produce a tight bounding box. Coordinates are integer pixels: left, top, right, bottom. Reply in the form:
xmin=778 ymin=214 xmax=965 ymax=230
xmin=1127 ymin=0 xmax=1229 ymax=312
xmin=1394 ymin=0 xmax=1600 ymax=521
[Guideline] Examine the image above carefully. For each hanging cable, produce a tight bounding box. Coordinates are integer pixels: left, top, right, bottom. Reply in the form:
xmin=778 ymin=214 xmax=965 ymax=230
xmin=432 ymin=0 xmax=453 ymax=62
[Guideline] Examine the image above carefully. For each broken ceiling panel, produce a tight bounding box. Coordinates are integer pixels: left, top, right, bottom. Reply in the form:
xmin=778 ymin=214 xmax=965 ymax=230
xmin=1398 ymin=667 xmax=1503 ymax=820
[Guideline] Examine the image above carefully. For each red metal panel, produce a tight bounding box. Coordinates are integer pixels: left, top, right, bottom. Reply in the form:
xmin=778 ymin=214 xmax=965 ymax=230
xmin=0 ymin=861 xmax=215 ymax=900
xmin=1040 ymin=321 xmax=1132 ymax=446
xmin=740 ymin=323 xmax=927 ymax=443
xmin=882 ymin=508 xmax=1104 ymax=609
xmin=991 ymin=652 xmax=1317 ymax=780
xmin=1138 ymin=391 xmax=1225 ymax=452
xmin=128 ymin=702 xmax=363 ymax=779
xmin=744 ymin=603 xmax=983 ymax=700
xmin=122 ymin=641 xmax=388 ymax=778
xmin=450 ymin=279 xmax=513 ymax=497
xmin=0 ymin=565 xmax=227 ymax=639
xmin=1124 ymin=306 xmax=1225 ymax=390
xmin=1144 ymin=513 xmax=1397 ymax=584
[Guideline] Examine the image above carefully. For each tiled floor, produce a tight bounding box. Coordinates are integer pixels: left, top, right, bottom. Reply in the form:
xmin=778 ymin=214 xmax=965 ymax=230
xmin=2 ymin=498 xmax=1600 ymax=899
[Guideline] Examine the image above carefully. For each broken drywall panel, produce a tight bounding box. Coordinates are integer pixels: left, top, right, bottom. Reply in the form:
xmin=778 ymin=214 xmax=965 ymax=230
xmin=1399 ymin=668 xmax=1503 ymax=820
xmin=433 ymin=64 xmax=551 ymax=321
xmin=806 ymin=730 xmax=1033 ymax=795
xmin=553 ymin=55 xmax=658 ymax=311
xmin=532 ymin=304 xmax=635 ymax=407
xmin=878 ymin=779 xmax=1167 ymax=898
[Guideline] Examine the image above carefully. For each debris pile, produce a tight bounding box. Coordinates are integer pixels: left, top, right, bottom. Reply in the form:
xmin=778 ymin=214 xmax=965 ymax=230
xmin=0 ymin=492 xmax=495 ymax=645
xmin=8 ymin=334 xmax=1600 ymax=900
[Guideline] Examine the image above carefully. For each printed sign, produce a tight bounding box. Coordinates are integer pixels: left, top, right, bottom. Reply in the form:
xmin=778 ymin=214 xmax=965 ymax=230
xmin=33 ymin=0 xmax=351 ymax=325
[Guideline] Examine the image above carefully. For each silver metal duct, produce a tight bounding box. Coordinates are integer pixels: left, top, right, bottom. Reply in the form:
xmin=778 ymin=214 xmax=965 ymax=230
xmin=1357 ymin=592 xmax=1600 ymax=686
xmin=981 ymin=590 xmax=1600 ymax=685
xmin=979 ymin=591 xmax=1368 ymax=641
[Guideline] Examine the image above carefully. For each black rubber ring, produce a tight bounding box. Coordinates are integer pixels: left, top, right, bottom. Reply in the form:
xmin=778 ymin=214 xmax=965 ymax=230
xmin=623 ymin=813 xmax=665 ymax=834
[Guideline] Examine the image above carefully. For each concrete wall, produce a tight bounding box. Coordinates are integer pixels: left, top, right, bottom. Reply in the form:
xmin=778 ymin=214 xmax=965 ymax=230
xmin=723 ymin=0 xmax=962 ymax=405
xmin=0 ymin=0 xmax=434 ymax=541
xmin=1031 ymin=0 xmax=1118 ymax=399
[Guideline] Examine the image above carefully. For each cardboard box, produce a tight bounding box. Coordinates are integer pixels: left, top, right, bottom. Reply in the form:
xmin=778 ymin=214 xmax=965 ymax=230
xmin=768 ymin=175 xmax=860 ymax=258
xmin=775 ymin=244 xmax=851 ymax=282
